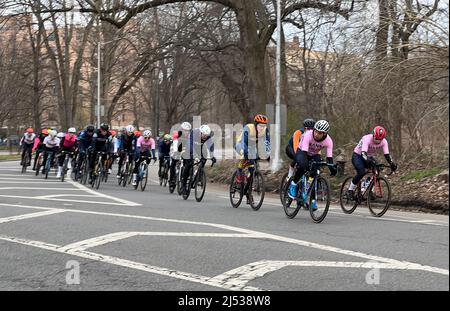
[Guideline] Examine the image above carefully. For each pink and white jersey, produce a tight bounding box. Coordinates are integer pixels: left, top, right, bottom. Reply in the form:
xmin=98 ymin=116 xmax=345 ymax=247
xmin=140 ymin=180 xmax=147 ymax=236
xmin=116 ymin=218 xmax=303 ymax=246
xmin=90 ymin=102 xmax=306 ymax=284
xmin=299 ymin=130 xmax=333 ymax=158
xmin=137 ymin=136 xmax=155 ymax=152
xmin=354 ymin=134 xmax=389 ymax=157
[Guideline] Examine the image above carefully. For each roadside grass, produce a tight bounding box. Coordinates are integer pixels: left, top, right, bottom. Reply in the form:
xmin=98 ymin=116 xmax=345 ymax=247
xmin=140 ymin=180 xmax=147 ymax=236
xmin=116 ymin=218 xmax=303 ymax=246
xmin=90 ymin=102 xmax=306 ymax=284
xmin=0 ymin=154 xmax=21 ymax=161
xmin=400 ymin=168 xmax=444 ymax=182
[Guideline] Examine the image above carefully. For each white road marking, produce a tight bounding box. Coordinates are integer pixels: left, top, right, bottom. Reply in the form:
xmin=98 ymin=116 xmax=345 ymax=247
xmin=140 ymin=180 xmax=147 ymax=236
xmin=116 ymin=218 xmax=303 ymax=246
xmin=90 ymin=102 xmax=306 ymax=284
xmin=34 ymin=194 xmax=98 ymax=199
xmin=210 ymin=260 xmax=439 ymax=290
xmin=0 ymin=187 xmax=83 ymax=191
xmin=66 ymin=179 xmax=141 ymax=207
xmin=0 ymin=181 xmax=63 ymax=184
xmin=0 ymin=202 xmax=447 ymax=277
xmin=0 ymin=235 xmax=261 ymax=291
xmin=217 ymin=195 xmax=448 ymax=227
xmin=63 ymin=232 xmax=259 ymax=252
xmin=0 ymin=210 xmax=65 ymax=224
xmin=0 ymin=194 xmax=137 ymax=206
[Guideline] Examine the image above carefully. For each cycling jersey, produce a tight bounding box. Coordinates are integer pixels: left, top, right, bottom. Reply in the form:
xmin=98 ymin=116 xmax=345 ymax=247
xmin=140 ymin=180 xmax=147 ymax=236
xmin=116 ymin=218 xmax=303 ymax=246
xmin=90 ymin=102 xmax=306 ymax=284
xmin=236 ymin=124 xmax=270 ymax=160
xmin=61 ymin=133 xmax=77 ymax=149
xmin=185 ymin=128 xmax=214 ymax=160
xmin=158 ymin=141 xmax=172 ymax=158
xmin=118 ymin=133 xmax=135 ymax=152
xmin=43 ymin=136 xmax=60 ymax=149
xmin=21 ymin=133 xmax=36 ymax=145
xmin=77 ymin=131 xmax=94 ymax=150
xmin=91 ymin=130 xmax=111 ymax=151
xmin=354 ymin=134 xmax=389 ymax=157
xmin=299 ymin=130 xmax=333 ymax=158
xmin=136 ymin=137 xmax=155 ymax=153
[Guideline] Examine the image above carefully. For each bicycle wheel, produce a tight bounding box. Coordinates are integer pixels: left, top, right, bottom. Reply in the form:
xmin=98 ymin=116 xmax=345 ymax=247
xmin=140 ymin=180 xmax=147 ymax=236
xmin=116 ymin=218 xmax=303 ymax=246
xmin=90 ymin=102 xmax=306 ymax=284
xmin=21 ymin=152 xmax=28 ymax=174
xmin=279 ymin=172 xmax=289 ymax=204
xmin=282 ymin=177 xmax=301 ymax=219
xmin=163 ymin=164 xmax=169 ymax=187
xmin=127 ymin=162 xmax=134 ymax=185
xmin=194 ymin=168 xmax=207 ymax=202
xmin=177 ymin=166 xmax=184 ymax=195
xmin=94 ymin=163 xmax=103 ymax=190
xmin=339 ymin=177 xmax=359 ymax=214
xmin=35 ymin=154 xmax=42 ymax=176
xmin=61 ymin=158 xmax=68 ymax=182
xmin=368 ymin=176 xmax=391 ymax=217
xmin=250 ymin=171 xmax=265 ymax=211
xmin=229 ymin=171 xmax=244 ymax=208
xmin=140 ymin=164 xmax=148 ymax=191
xmin=44 ymin=156 xmax=51 ymax=179
xmin=81 ymin=158 xmax=89 ymax=185
xmin=182 ymin=167 xmax=193 ymax=200
xmin=309 ymin=176 xmax=330 ymax=223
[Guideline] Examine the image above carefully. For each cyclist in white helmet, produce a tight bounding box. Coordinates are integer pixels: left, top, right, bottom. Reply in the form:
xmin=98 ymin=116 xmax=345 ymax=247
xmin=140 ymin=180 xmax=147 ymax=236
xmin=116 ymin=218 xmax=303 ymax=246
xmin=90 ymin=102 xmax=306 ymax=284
xmin=117 ymin=124 xmax=136 ymax=179
xmin=180 ymin=124 xmax=216 ymax=195
xmin=132 ymin=129 xmax=156 ymax=185
xmin=287 ymin=120 xmax=337 ymax=209
xmin=56 ymin=127 xmax=77 ymax=178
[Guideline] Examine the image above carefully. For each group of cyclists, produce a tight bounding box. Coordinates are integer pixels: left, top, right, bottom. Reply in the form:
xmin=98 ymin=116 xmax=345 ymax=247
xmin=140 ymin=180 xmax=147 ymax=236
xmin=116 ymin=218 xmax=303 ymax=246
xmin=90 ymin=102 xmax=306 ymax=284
xmin=18 ymin=113 xmax=398 ymax=209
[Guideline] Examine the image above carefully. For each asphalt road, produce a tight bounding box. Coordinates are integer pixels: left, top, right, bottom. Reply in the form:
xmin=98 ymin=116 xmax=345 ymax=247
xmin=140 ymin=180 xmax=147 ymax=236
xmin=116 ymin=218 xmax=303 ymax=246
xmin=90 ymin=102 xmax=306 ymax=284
xmin=0 ymin=160 xmax=448 ymax=291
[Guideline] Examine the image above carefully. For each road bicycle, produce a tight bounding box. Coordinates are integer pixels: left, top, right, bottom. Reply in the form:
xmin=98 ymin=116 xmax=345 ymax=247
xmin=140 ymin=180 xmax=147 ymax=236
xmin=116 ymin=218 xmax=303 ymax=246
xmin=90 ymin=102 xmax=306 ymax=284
xmin=229 ymin=160 xmax=265 ymax=211
xmin=339 ymin=163 xmax=393 ymax=217
xmin=159 ymin=156 xmax=171 ymax=187
xmin=281 ymin=161 xmax=335 ymax=223
xmin=182 ymin=158 xmax=215 ymax=202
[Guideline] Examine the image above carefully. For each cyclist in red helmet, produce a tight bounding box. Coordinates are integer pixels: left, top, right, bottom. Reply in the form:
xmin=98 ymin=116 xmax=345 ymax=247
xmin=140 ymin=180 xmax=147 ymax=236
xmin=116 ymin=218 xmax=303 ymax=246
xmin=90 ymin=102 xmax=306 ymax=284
xmin=346 ymin=126 xmax=397 ymax=199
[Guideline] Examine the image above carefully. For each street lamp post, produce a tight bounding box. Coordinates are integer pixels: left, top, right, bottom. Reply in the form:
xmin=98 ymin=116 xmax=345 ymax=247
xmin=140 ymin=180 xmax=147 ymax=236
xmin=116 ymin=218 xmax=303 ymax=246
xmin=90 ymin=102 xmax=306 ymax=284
xmin=271 ymin=0 xmax=282 ymax=172
xmin=97 ymin=42 xmax=101 ymax=128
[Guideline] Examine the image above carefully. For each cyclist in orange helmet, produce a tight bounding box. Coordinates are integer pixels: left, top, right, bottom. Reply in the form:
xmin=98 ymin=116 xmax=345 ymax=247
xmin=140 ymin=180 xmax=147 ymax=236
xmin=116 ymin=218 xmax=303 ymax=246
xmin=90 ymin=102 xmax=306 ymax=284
xmin=234 ymin=114 xmax=271 ymax=204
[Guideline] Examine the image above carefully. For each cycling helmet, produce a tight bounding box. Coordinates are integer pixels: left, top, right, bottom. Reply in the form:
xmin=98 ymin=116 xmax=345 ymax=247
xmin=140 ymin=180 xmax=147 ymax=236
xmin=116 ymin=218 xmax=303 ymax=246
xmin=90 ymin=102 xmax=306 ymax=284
xmin=303 ymin=118 xmax=316 ymax=129
xmin=68 ymin=127 xmax=76 ymax=134
xmin=314 ymin=120 xmax=330 ymax=133
xmin=100 ymin=123 xmax=109 ymax=131
xmin=199 ymin=125 xmax=211 ymax=136
xmin=26 ymin=128 xmax=34 ymax=133
xmin=86 ymin=124 xmax=95 ymax=133
xmin=254 ymin=114 xmax=269 ymax=124
xmin=134 ymin=131 xmax=142 ymax=138
xmin=41 ymin=129 xmax=49 ymax=136
xmin=163 ymin=134 xmax=172 ymax=141
xmin=181 ymin=122 xmax=192 ymax=131
xmin=143 ymin=130 xmax=152 ymax=138
xmin=126 ymin=125 xmax=135 ymax=133
xmin=373 ymin=126 xmax=386 ymax=141
xmin=49 ymin=130 xmax=57 ymax=137
xmin=57 ymin=132 xmax=65 ymax=138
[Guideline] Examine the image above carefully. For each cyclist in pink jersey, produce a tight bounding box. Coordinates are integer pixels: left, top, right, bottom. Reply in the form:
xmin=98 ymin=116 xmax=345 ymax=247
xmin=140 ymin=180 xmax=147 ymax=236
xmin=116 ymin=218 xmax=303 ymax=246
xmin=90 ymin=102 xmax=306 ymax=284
xmin=347 ymin=126 xmax=397 ymax=198
xmin=132 ymin=130 xmax=156 ymax=186
xmin=288 ymin=120 xmax=337 ymax=201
